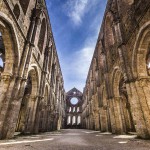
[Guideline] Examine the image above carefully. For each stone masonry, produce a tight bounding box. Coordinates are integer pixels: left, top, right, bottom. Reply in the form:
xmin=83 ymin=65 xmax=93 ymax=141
xmin=0 ymin=0 xmax=65 ymax=139
xmin=82 ymin=0 xmax=150 ymax=139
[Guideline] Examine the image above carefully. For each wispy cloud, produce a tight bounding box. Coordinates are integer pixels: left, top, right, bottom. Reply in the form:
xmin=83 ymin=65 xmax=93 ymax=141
xmin=47 ymin=0 xmax=106 ymax=92
xmin=61 ymin=26 xmax=100 ymax=92
xmin=63 ymin=0 xmax=99 ymax=26
xmin=63 ymin=0 xmax=88 ymax=25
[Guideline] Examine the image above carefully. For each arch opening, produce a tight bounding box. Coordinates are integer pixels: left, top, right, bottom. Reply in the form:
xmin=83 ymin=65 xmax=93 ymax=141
xmin=67 ymin=116 xmax=71 ymax=125
xmin=113 ymin=70 xmax=135 ymax=133
xmin=0 ymin=32 xmax=5 ymax=78
xmin=15 ymin=68 xmax=38 ymax=134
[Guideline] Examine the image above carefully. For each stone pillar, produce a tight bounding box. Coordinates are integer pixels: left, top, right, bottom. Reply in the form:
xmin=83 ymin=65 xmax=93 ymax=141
xmin=113 ymin=97 xmax=124 ymax=134
xmin=94 ymin=112 xmax=100 ymax=130
xmin=99 ymin=107 xmax=107 ymax=132
xmin=0 ymin=74 xmax=14 ymax=138
xmin=126 ymin=81 xmax=150 ymax=138
xmin=108 ymin=100 xmax=116 ymax=133
xmin=27 ymin=96 xmax=38 ymax=133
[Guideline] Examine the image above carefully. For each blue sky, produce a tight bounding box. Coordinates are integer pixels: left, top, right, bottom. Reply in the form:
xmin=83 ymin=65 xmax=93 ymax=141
xmin=46 ymin=0 xmax=107 ymax=92
xmin=0 ymin=0 xmax=107 ymax=92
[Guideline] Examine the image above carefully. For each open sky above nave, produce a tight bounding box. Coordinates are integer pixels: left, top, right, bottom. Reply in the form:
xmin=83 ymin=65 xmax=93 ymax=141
xmin=46 ymin=0 xmax=107 ymax=92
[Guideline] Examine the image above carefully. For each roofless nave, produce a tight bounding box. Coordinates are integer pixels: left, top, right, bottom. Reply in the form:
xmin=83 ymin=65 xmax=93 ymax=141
xmin=0 ymin=0 xmax=150 ymax=141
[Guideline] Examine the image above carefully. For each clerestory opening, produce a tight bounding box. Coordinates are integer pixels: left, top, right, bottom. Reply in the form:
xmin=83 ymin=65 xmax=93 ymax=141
xmin=0 ymin=32 xmax=5 ymax=80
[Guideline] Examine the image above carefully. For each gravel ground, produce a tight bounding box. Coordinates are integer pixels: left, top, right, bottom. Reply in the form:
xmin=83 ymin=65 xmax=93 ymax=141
xmin=0 ymin=129 xmax=150 ymax=150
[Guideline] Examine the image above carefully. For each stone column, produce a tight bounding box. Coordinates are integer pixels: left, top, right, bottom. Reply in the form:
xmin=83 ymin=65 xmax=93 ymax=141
xmin=27 ymin=95 xmax=38 ymax=133
xmin=0 ymin=74 xmax=13 ymax=138
xmin=94 ymin=111 xmax=100 ymax=130
xmin=126 ymin=82 xmax=150 ymax=138
xmin=113 ymin=97 xmax=124 ymax=134
xmin=0 ymin=16 xmax=40 ymax=139
xmin=108 ymin=100 xmax=116 ymax=133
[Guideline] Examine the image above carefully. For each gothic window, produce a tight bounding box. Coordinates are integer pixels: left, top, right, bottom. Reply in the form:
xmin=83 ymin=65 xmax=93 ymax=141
xmin=69 ymin=107 xmax=72 ymax=112
xmin=77 ymin=116 xmax=81 ymax=125
xmin=72 ymin=116 xmax=76 ymax=125
xmin=77 ymin=107 xmax=80 ymax=112
xmin=67 ymin=116 xmax=71 ymax=125
xmin=13 ymin=4 xmax=20 ymax=20
xmin=19 ymin=0 xmax=30 ymax=14
xmin=146 ymin=51 xmax=150 ymax=75
xmin=73 ymin=107 xmax=76 ymax=112
xmin=38 ymin=19 xmax=46 ymax=53
xmin=0 ymin=32 xmax=5 ymax=80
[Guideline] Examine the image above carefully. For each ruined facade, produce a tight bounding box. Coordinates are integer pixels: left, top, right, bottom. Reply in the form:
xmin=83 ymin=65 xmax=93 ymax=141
xmin=82 ymin=0 xmax=150 ymax=139
xmin=0 ymin=0 xmax=65 ymax=139
xmin=65 ymin=88 xmax=83 ymax=129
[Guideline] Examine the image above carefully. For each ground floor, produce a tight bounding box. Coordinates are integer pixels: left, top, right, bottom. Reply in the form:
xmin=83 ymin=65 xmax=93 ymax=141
xmin=0 ymin=129 xmax=150 ymax=150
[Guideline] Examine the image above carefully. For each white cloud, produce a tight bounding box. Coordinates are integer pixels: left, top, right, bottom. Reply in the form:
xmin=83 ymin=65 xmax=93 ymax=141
xmin=63 ymin=0 xmax=99 ymax=26
xmin=61 ymin=29 xmax=99 ymax=92
xmin=58 ymin=0 xmax=105 ymax=92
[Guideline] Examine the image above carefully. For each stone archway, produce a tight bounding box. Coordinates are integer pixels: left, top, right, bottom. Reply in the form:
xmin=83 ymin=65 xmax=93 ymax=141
xmin=0 ymin=13 xmax=20 ymax=139
xmin=130 ymin=22 xmax=150 ymax=138
xmin=112 ymin=69 xmax=135 ymax=134
xmin=0 ymin=14 xmax=20 ymax=109
xmin=16 ymin=66 xmax=39 ymax=134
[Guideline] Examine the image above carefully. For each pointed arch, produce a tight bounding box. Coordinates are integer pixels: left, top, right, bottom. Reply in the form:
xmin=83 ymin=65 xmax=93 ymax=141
xmin=132 ymin=21 xmax=150 ymax=78
xmin=0 ymin=12 xmax=20 ymax=75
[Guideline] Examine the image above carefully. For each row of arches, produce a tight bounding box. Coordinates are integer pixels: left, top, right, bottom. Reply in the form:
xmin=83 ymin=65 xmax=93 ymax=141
xmin=13 ymin=0 xmax=47 ymax=55
xmin=68 ymin=107 xmax=80 ymax=113
xmin=0 ymin=0 xmax=65 ymax=139
xmin=67 ymin=116 xmax=81 ymax=125
xmin=82 ymin=4 xmax=150 ymax=138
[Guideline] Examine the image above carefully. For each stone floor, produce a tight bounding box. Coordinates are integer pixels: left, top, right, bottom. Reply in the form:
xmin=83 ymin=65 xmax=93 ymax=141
xmin=0 ymin=129 xmax=150 ymax=150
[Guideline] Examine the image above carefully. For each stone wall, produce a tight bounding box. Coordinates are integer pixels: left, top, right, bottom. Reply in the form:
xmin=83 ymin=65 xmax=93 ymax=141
xmin=0 ymin=0 xmax=65 ymax=139
xmin=65 ymin=88 xmax=83 ymax=129
xmin=82 ymin=0 xmax=150 ymax=139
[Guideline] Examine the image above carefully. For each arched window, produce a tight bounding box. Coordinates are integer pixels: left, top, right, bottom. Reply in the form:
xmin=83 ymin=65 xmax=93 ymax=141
xmin=72 ymin=116 xmax=76 ymax=125
xmin=69 ymin=107 xmax=72 ymax=112
xmin=77 ymin=107 xmax=80 ymax=112
xmin=67 ymin=116 xmax=71 ymax=125
xmin=73 ymin=107 xmax=76 ymax=112
xmin=38 ymin=19 xmax=46 ymax=53
xmin=19 ymin=0 xmax=30 ymax=14
xmin=146 ymin=49 xmax=150 ymax=75
xmin=77 ymin=116 xmax=81 ymax=125
xmin=0 ymin=32 xmax=5 ymax=79
xmin=13 ymin=4 xmax=20 ymax=20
